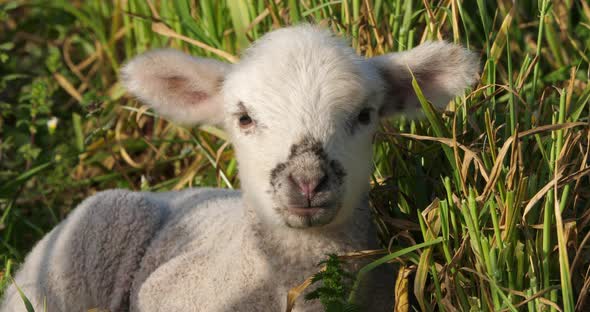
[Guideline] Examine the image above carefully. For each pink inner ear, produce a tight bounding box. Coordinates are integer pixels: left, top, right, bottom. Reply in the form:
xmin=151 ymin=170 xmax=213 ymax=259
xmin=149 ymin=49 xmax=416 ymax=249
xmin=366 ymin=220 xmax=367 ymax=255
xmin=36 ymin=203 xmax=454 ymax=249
xmin=375 ymin=66 xmax=412 ymax=114
xmin=376 ymin=63 xmax=443 ymax=116
xmin=160 ymin=75 xmax=209 ymax=105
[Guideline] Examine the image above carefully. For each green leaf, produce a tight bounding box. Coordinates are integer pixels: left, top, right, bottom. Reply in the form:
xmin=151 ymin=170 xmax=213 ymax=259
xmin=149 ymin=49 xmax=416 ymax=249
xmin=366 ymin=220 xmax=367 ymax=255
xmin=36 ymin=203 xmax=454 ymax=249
xmin=11 ymin=278 xmax=36 ymax=312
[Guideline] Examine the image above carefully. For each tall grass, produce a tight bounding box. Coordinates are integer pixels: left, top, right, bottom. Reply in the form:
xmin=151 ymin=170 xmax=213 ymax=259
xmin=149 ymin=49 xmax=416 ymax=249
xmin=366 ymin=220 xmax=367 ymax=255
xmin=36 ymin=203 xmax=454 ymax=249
xmin=0 ymin=1 xmax=589 ymax=311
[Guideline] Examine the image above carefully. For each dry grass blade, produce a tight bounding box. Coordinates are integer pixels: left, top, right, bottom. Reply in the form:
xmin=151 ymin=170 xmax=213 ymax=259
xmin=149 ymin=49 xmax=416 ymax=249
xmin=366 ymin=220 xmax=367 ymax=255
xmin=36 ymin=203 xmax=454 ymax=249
xmin=522 ymin=167 xmax=564 ymax=218
xmin=53 ymin=73 xmax=83 ymax=102
xmin=524 ymin=167 xmax=590 ymax=218
xmin=498 ymin=287 xmax=563 ymax=312
xmin=453 ymin=115 xmax=468 ymax=195
xmin=554 ymin=160 xmax=575 ymax=311
xmin=571 ymin=229 xmax=590 ymax=277
xmin=460 ymin=152 xmax=475 ymax=186
xmin=517 ymin=122 xmax=587 ymax=137
xmin=460 ymin=268 xmax=563 ymax=312
xmin=489 ymin=6 xmax=514 ymax=62
xmin=481 ymin=122 xmax=587 ymax=201
xmin=388 ymin=132 xmax=490 ymax=182
xmin=286 ymin=268 xmax=321 ymax=312
xmin=151 ymin=23 xmax=239 ymax=63
xmin=506 ymin=126 xmax=519 ymax=190
xmin=573 ymin=130 xmax=590 ymax=205
xmin=480 ymin=137 xmax=514 ymax=200
xmin=134 ymin=106 xmax=150 ymax=124
xmin=115 ymin=117 xmax=142 ymax=169
xmin=337 ymin=249 xmax=388 ymax=260
xmin=394 ymin=266 xmax=411 ymax=312
xmin=173 ymin=155 xmax=204 ymax=189
xmin=575 ymin=265 xmax=590 ymax=311
xmin=363 ymin=0 xmax=385 ymax=55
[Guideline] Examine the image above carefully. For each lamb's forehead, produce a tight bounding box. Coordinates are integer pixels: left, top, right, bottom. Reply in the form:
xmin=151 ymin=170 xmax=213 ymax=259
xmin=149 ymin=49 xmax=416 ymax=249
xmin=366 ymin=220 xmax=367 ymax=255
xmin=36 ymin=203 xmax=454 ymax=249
xmin=242 ymin=25 xmax=357 ymax=62
xmin=223 ymin=26 xmax=374 ymax=113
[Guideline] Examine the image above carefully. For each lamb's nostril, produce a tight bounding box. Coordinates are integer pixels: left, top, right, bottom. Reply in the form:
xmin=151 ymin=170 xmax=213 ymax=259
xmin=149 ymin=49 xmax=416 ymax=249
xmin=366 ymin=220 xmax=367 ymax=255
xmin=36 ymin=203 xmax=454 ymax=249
xmin=292 ymin=174 xmax=328 ymax=202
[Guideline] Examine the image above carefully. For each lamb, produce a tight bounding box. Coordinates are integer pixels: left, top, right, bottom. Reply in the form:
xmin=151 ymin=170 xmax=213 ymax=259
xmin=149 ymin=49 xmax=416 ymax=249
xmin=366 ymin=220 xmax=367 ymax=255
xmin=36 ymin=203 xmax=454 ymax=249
xmin=1 ymin=24 xmax=479 ymax=312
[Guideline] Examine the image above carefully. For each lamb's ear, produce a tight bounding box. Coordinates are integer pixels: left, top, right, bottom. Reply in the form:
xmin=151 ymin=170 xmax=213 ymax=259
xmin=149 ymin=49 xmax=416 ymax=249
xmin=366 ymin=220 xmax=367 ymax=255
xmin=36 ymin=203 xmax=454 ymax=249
xmin=368 ymin=41 xmax=479 ymax=117
xmin=121 ymin=49 xmax=230 ymax=126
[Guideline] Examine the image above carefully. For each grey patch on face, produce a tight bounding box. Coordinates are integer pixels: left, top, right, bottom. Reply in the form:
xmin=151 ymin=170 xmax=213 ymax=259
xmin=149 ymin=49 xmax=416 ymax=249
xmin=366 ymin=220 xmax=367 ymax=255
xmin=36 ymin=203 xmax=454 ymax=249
xmin=268 ymin=136 xmax=348 ymax=228
xmin=288 ymin=136 xmax=327 ymax=161
xmin=269 ymin=162 xmax=287 ymax=188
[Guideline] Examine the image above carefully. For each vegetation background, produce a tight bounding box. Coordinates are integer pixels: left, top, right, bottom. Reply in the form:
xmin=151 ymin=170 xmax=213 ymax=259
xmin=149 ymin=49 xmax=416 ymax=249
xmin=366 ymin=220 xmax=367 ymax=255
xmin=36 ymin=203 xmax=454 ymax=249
xmin=0 ymin=0 xmax=589 ymax=311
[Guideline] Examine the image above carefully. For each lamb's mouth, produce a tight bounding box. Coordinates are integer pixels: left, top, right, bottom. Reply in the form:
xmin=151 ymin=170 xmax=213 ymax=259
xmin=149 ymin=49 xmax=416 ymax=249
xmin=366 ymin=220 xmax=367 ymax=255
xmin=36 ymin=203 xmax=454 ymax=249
xmin=286 ymin=206 xmax=326 ymax=217
xmin=280 ymin=205 xmax=338 ymax=228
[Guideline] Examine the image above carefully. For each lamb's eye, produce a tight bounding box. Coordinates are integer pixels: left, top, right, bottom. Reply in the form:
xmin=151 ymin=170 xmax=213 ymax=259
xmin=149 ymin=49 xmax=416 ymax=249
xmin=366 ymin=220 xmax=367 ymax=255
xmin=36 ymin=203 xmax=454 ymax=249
xmin=238 ymin=114 xmax=254 ymax=129
xmin=357 ymin=108 xmax=372 ymax=125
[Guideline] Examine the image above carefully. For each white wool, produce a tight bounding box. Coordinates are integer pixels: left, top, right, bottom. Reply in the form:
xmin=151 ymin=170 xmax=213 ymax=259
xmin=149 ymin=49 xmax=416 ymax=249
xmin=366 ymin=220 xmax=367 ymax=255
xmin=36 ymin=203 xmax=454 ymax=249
xmin=1 ymin=24 xmax=479 ymax=312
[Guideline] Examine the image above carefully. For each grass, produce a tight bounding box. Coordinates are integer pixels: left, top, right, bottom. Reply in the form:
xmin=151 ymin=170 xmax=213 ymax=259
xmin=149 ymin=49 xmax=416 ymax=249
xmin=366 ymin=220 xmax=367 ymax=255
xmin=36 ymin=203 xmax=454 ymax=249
xmin=0 ymin=0 xmax=589 ymax=311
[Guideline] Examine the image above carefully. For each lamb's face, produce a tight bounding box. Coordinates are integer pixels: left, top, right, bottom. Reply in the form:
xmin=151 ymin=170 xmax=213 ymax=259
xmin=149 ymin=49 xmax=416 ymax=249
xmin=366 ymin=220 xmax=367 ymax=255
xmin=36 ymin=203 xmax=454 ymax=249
xmin=122 ymin=25 xmax=479 ymax=230
xmin=222 ymin=28 xmax=381 ymax=228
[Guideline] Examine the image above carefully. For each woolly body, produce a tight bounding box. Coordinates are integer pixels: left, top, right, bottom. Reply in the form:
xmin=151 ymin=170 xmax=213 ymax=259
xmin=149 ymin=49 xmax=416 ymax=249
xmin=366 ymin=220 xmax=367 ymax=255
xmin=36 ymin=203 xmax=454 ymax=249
xmin=1 ymin=189 xmax=383 ymax=311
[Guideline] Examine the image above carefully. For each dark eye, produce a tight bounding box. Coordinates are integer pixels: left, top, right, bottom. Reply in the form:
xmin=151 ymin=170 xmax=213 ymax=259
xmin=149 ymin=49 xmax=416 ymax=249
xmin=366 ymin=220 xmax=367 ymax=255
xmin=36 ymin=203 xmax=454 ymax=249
xmin=357 ymin=108 xmax=372 ymax=125
xmin=238 ymin=114 xmax=254 ymax=129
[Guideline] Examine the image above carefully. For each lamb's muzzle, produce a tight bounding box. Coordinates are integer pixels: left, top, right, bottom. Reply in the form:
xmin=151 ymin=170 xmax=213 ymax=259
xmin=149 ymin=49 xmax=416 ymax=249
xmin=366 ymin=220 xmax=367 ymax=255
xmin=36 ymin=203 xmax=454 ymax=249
xmin=269 ymin=136 xmax=346 ymax=228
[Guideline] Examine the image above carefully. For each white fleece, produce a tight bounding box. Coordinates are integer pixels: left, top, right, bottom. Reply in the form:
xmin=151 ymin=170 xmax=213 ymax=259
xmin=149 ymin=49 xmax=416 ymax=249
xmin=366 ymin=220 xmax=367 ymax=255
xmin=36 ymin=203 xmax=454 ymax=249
xmin=2 ymin=188 xmax=393 ymax=312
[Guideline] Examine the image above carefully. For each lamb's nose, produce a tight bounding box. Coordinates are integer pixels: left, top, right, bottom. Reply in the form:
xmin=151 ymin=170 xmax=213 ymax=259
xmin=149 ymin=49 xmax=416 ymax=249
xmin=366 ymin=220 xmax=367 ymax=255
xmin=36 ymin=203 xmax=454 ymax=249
xmin=290 ymin=174 xmax=328 ymax=202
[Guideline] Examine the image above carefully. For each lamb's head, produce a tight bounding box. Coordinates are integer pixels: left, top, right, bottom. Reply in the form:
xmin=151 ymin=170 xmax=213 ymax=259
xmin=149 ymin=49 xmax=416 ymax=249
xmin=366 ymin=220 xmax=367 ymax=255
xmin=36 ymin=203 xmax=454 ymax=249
xmin=122 ymin=25 xmax=479 ymax=229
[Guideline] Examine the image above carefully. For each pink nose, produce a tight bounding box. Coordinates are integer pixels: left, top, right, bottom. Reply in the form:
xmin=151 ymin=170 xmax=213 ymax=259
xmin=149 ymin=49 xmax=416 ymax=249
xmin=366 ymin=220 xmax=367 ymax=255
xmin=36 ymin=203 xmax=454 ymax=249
xmin=292 ymin=175 xmax=327 ymax=201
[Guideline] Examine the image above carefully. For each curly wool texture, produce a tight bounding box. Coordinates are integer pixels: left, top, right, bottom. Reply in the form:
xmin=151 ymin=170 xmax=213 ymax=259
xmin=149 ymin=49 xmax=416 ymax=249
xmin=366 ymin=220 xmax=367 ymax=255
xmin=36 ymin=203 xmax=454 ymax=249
xmin=1 ymin=188 xmax=393 ymax=311
xmin=1 ymin=190 xmax=165 ymax=311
